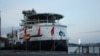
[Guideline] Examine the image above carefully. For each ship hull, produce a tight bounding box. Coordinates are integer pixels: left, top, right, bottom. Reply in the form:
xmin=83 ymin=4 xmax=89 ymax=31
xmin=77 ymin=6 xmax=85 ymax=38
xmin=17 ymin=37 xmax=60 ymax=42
xmin=15 ymin=40 xmax=68 ymax=52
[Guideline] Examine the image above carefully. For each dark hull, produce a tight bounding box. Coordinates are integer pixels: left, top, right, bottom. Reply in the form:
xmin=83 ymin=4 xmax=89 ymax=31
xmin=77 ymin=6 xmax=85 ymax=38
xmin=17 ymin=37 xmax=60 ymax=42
xmin=2 ymin=40 xmax=68 ymax=53
xmin=16 ymin=40 xmax=68 ymax=52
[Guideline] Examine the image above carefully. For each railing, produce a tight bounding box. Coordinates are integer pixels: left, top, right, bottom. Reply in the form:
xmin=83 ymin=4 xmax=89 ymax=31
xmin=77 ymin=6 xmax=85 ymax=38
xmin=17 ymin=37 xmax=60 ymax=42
xmin=69 ymin=44 xmax=100 ymax=54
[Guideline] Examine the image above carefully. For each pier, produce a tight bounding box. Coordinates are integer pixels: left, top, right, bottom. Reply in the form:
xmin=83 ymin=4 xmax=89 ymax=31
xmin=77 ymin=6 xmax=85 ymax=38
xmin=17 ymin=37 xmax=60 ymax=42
xmin=68 ymin=43 xmax=100 ymax=54
xmin=0 ymin=43 xmax=100 ymax=56
xmin=0 ymin=50 xmax=99 ymax=56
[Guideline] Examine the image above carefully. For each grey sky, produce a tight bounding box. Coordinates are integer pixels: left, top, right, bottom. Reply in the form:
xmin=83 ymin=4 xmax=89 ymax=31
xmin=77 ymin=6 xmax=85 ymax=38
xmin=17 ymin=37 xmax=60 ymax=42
xmin=0 ymin=0 xmax=100 ymax=43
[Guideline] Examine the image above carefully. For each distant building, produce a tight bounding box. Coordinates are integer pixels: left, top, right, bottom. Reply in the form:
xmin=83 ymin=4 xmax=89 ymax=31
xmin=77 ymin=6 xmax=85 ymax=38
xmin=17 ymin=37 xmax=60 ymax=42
xmin=0 ymin=37 xmax=8 ymax=48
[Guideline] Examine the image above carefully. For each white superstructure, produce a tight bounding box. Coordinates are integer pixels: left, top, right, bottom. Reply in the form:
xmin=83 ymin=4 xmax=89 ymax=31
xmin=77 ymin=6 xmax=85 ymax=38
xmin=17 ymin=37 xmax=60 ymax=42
xmin=7 ymin=9 xmax=67 ymax=44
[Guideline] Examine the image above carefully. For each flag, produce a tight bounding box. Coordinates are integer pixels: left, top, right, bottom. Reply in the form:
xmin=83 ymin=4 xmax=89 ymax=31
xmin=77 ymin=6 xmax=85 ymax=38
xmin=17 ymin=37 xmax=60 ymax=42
xmin=24 ymin=28 xmax=27 ymax=35
xmin=25 ymin=34 xmax=30 ymax=41
xmin=51 ymin=26 xmax=54 ymax=36
xmin=24 ymin=28 xmax=30 ymax=41
xmin=37 ymin=27 xmax=40 ymax=35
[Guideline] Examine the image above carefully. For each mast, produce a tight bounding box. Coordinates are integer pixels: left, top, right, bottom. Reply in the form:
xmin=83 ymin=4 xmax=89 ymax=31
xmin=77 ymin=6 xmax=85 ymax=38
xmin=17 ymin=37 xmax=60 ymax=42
xmin=0 ymin=11 xmax=1 ymax=38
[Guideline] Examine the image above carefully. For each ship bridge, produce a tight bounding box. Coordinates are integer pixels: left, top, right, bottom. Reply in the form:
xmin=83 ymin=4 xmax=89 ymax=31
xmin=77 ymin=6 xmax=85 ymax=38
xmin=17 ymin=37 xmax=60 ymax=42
xmin=20 ymin=9 xmax=64 ymax=28
xmin=27 ymin=13 xmax=63 ymax=23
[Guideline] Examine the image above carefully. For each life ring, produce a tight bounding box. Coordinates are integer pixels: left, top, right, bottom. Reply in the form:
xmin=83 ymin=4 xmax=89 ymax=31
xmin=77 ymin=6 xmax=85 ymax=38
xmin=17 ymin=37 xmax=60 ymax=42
xmin=59 ymin=31 xmax=65 ymax=37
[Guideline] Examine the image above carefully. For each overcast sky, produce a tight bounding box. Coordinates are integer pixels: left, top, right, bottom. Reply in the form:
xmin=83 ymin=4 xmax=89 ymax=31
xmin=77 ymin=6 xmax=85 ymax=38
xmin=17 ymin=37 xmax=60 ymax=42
xmin=0 ymin=0 xmax=100 ymax=43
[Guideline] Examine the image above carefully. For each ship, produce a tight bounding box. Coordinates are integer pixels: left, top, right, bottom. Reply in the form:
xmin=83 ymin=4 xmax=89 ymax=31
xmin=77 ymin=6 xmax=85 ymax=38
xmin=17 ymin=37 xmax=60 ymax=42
xmin=6 ymin=9 xmax=68 ymax=53
xmin=1 ymin=9 xmax=100 ymax=56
